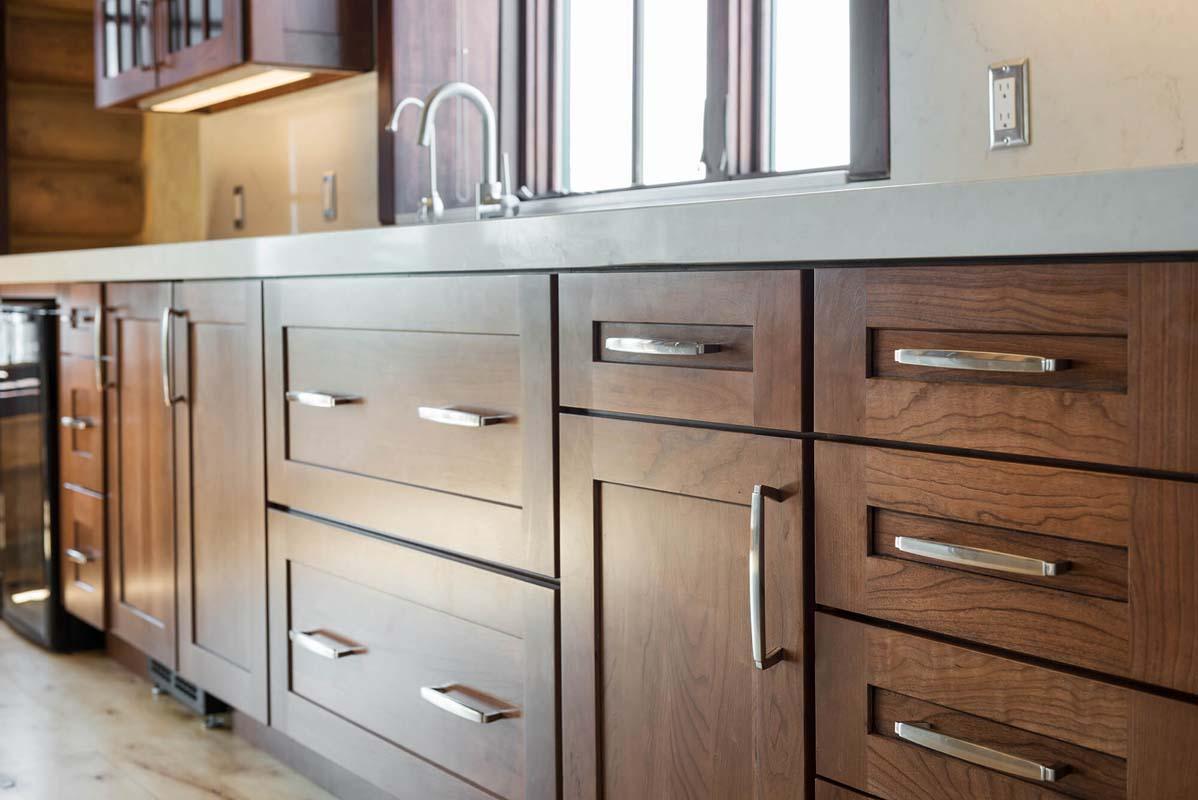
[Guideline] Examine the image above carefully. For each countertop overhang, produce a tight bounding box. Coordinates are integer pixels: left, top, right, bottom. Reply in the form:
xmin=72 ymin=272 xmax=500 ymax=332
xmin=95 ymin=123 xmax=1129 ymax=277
xmin=1 ymin=164 xmax=1196 ymax=284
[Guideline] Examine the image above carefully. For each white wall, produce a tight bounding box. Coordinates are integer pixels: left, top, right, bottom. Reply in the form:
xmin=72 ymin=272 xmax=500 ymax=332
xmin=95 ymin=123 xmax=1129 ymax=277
xmin=186 ymin=1 xmax=1198 ymax=240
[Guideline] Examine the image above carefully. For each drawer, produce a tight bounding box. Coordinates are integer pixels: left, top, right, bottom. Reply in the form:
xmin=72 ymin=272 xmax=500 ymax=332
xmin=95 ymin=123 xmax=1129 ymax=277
xmin=560 ymin=270 xmax=808 ymax=429
xmin=57 ymin=282 xmax=104 ymax=359
xmin=60 ymin=483 xmax=105 ymax=631
xmin=816 ymin=780 xmax=875 ymax=800
xmin=815 ymin=442 xmax=1198 ymax=694
xmin=815 ymin=263 xmax=1198 ymax=472
xmin=58 ymin=354 xmax=104 ymax=491
xmin=816 ymin=614 xmax=1198 ymax=800
xmin=264 ymin=276 xmax=554 ymax=575
xmin=268 ymin=510 xmax=557 ymax=800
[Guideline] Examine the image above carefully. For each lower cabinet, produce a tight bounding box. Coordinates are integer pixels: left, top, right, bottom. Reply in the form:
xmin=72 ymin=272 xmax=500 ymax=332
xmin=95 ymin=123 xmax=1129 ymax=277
xmin=268 ymin=510 xmax=558 ymax=799
xmin=560 ymin=415 xmax=808 ymax=799
xmin=171 ymin=280 xmax=269 ymax=722
xmin=59 ymin=483 xmax=106 ymax=631
xmin=106 ymin=282 xmax=176 ymax=667
xmin=816 ymin=613 xmax=1198 ymax=800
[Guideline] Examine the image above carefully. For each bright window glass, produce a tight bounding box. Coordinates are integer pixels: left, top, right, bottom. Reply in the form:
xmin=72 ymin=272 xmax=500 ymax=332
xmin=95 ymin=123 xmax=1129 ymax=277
xmin=565 ymin=0 xmax=634 ymax=192
xmin=642 ymin=0 xmax=708 ymax=185
xmin=771 ymin=0 xmax=851 ymax=171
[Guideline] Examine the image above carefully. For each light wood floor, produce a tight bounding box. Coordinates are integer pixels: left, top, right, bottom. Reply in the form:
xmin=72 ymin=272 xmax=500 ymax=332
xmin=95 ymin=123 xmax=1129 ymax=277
xmin=0 ymin=622 xmax=335 ymax=799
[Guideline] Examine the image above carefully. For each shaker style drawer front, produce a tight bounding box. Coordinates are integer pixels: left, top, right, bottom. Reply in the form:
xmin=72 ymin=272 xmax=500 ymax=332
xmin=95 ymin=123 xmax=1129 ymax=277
xmin=57 ymin=282 xmax=104 ymax=359
xmin=264 ymin=275 xmax=555 ymax=575
xmin=815 ymin=442 xmax=1198 ymax=694
xmin=815 ymin=615 xmax=1198 ymax=800
xmin=815 ymin=263 xmax=1198 ymax=472
xmin=268 ymin=511 xmax=557 ymax=800
xmin=58 ymin=354 xmax=104 ymax=490
xmin=560 ymin=270 xmax=808 ymax=430
xmin=60 ymin=483 xmax=105 ymax=631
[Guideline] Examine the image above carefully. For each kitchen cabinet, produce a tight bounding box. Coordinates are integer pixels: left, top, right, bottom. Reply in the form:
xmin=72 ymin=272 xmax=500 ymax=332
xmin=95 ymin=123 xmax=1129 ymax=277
xmin=57 ymin=282 xmax=107 ymax=631
xmin=561 ymin=414 xmax=807 ymax=799
xmin=268 ymin=509 xmax=558 ymax=798
xmin=96 ymin=0 xmax=373 ymax=110
xmin=171 ymin=280 xmax=268 ymax=721
xmin=378 ymin=0 xmax=519 ymax=221
xmin=105 ymin=282 xmax=175 ymax=667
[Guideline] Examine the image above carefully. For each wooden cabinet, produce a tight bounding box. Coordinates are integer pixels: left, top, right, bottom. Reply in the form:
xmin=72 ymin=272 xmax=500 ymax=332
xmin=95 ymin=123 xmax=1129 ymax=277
xmin=171 ymin=280 xmax=268 ymax=721
xmin=264 ymin=275 xmax=555 ymax=576
xmin=105 ymin=282 xmax=175 ymax=666
xmin=560 ymin=270 xmax=809 ymax=429
xmin=814 ymin=442 xmax=1198 ymax=695
xmin=814 ymin=263 xmax=1198 ymax=473
xmin=268 ymin=509 xmax=558 ymax=799
xmin=561 ymin=415 xmax=807 ymax=799
xmin=57 ymin=283 xmax=108 ymax=631
xmin=816 ymin=614 xmax=1198 ymax=800
xmin=96 ymin=0 xmax=373 ymax=110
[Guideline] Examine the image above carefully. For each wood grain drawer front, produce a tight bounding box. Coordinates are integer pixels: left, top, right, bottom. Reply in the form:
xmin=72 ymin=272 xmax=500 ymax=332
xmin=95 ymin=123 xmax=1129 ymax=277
xmin=815 ymin=263 xmax=1198 ymax=472
xmin=816 ymin=615 xmax=1198 ymax=800
xmin=58 ymin=354 xmax=104 ymax=491
xmin=561 ymin=415 xmax=806 ymax=799
xmin=57 ymin=282 xmax=103 ymax=358
xmin=265 ymin=276 xmax=555 ymax=576
xmin=560 ymin=270 xmax=808 ymax=429
xmin=815 ymin=442 xmax=1198 ymax=694
xmin=269 ymin=510 xmax=557 ymax=800
xmin=60 ymin=483 xmax=105 ymax=631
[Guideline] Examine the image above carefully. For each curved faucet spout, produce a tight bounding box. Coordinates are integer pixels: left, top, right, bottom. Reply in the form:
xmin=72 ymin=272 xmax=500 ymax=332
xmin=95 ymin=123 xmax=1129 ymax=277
xmin=418 ymin=81 xmax=498 ymax=186
xmin=385 ymin=95 xmax=442 ymax=222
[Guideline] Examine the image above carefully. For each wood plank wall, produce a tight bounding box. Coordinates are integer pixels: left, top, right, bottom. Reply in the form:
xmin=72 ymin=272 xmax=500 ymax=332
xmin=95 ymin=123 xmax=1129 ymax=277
xmin=3 ymin=0 xmax=144 ymax=254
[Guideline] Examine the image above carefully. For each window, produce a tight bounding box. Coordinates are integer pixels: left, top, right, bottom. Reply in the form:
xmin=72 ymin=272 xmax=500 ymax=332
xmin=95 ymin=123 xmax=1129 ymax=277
xmin=535 ymin=0 xmax=888 ymax=196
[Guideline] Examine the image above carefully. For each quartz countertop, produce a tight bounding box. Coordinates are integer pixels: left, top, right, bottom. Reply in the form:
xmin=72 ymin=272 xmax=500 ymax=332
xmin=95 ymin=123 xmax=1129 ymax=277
xmin=1 ymin=164 xmax=1195 ymax=284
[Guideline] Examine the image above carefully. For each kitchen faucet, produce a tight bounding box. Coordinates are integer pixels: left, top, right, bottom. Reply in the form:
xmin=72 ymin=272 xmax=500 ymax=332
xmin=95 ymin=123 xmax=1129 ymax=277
xmin=385 ymin=96 xmax=443 ymax=223
xmin=418 ymin=81 xmax=519 ymax=219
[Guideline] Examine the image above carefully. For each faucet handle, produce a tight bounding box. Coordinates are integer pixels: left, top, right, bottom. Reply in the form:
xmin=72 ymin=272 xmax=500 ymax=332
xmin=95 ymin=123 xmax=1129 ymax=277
xmin=501 ymin=153 xmax=513 ymax=196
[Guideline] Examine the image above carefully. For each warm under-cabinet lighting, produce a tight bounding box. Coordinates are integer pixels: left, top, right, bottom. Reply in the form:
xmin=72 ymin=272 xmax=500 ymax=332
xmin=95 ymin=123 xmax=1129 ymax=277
xmin=11 ymin=588 xmax=50 ymax=605
xmin=143 ymin=67 xmax=312 ymax=113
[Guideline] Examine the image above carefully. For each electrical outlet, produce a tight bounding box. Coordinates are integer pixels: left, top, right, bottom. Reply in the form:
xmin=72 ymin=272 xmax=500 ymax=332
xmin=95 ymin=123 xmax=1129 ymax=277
xmin=989 ymin=59 xmax=1029 ymax=149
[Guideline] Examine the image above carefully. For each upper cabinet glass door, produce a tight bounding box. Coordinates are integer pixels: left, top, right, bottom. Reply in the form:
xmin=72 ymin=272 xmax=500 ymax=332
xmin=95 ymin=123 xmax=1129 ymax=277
xmin=158 ymin=0 xmax=242 ymax=88
xmin=94 ymin=0 xmax=160 ymax=107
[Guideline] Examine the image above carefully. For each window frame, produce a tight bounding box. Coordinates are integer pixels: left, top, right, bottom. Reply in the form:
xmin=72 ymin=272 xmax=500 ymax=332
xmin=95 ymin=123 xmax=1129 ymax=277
xmin=519 ymin=0 xmax=889 ymax=198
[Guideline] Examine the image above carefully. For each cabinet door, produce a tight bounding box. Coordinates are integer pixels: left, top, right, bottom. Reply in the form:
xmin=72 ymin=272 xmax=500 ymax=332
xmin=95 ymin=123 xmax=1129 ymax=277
xmin=106 ymin=282 xmax=175 ymax=667
xmin=156 ymin=0 xmax=242 ymax=90
xmin=95 ymin=0 xmax=159 ymax=107
xmin=561 ymin=415 xmax=807 ymax=800
xmin=173 ymin=280 xmax=267 ymax=721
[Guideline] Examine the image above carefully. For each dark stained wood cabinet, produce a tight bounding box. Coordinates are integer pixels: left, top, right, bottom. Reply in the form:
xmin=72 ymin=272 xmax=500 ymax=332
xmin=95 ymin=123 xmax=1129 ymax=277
xmin=268 ymin=509 xmax=558 ymax=799
xmin=105 ymin=281 xmax=176 ymax=667
xmin=57 ymin=282 xmax=108 ymax=631
xmin=816 ymin=614 xmax=1198 ymax=800
xmin=561 ymin=414 xmax=807 ymax=800
xmin=264 ymin=275 xmax=555 ymax=576
xmin=171 ymin=280 xmax=268 ymax=721
xmin=96 ymin=0 xmax=373 ymax=110
xmin=814 ymin=263 xmax=1198 ymax=473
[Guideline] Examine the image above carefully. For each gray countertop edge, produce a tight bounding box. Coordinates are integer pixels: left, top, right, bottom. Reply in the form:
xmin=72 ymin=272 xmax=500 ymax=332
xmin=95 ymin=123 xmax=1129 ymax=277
xmin=1 ymin=164 xmax=1195 ymax=284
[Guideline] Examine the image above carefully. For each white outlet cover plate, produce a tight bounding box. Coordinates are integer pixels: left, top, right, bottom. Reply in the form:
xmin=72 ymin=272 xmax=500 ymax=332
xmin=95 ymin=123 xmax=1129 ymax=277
xmin=989 ymin=59 xmax=1029 ymax=150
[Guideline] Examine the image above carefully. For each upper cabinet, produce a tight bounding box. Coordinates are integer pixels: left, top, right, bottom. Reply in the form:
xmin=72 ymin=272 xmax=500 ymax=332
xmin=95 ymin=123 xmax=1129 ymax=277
xmin=95 ymin=0 xmax=373 ymax=112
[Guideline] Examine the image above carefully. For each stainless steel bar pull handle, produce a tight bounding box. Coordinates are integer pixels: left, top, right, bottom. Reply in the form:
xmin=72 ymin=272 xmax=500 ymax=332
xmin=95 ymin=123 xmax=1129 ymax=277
xmin=895 ymin=536 xmax=1070 ymax=577
xmin=285 ymin=391 xmax=361 ymax=408
xmin=93 ymin=304 xmax=105 ymax=391
xmin=288 ymin=629 xmax=367 ymax=660
xmin=60 ymin=416 xmax=95 ymax=431
xmin=605 ymin=337 xmax=722 ymax=356
xmin=894 ymin=722 xmax=1069 ymax=783
xmin=894 ymin=349 xmax=1069 ymax=373
xmin=65 ymin=548 xmax=92 ymax=565
xmin=417 ymin=406 xmax=512 ymax=428
xmin=750 ymin=485 xmax=783 ymax=670
xmin=420 ymin=685 xmax=518 ymax=724
xmin=160 ymin=308 xmax=184 ymax=407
